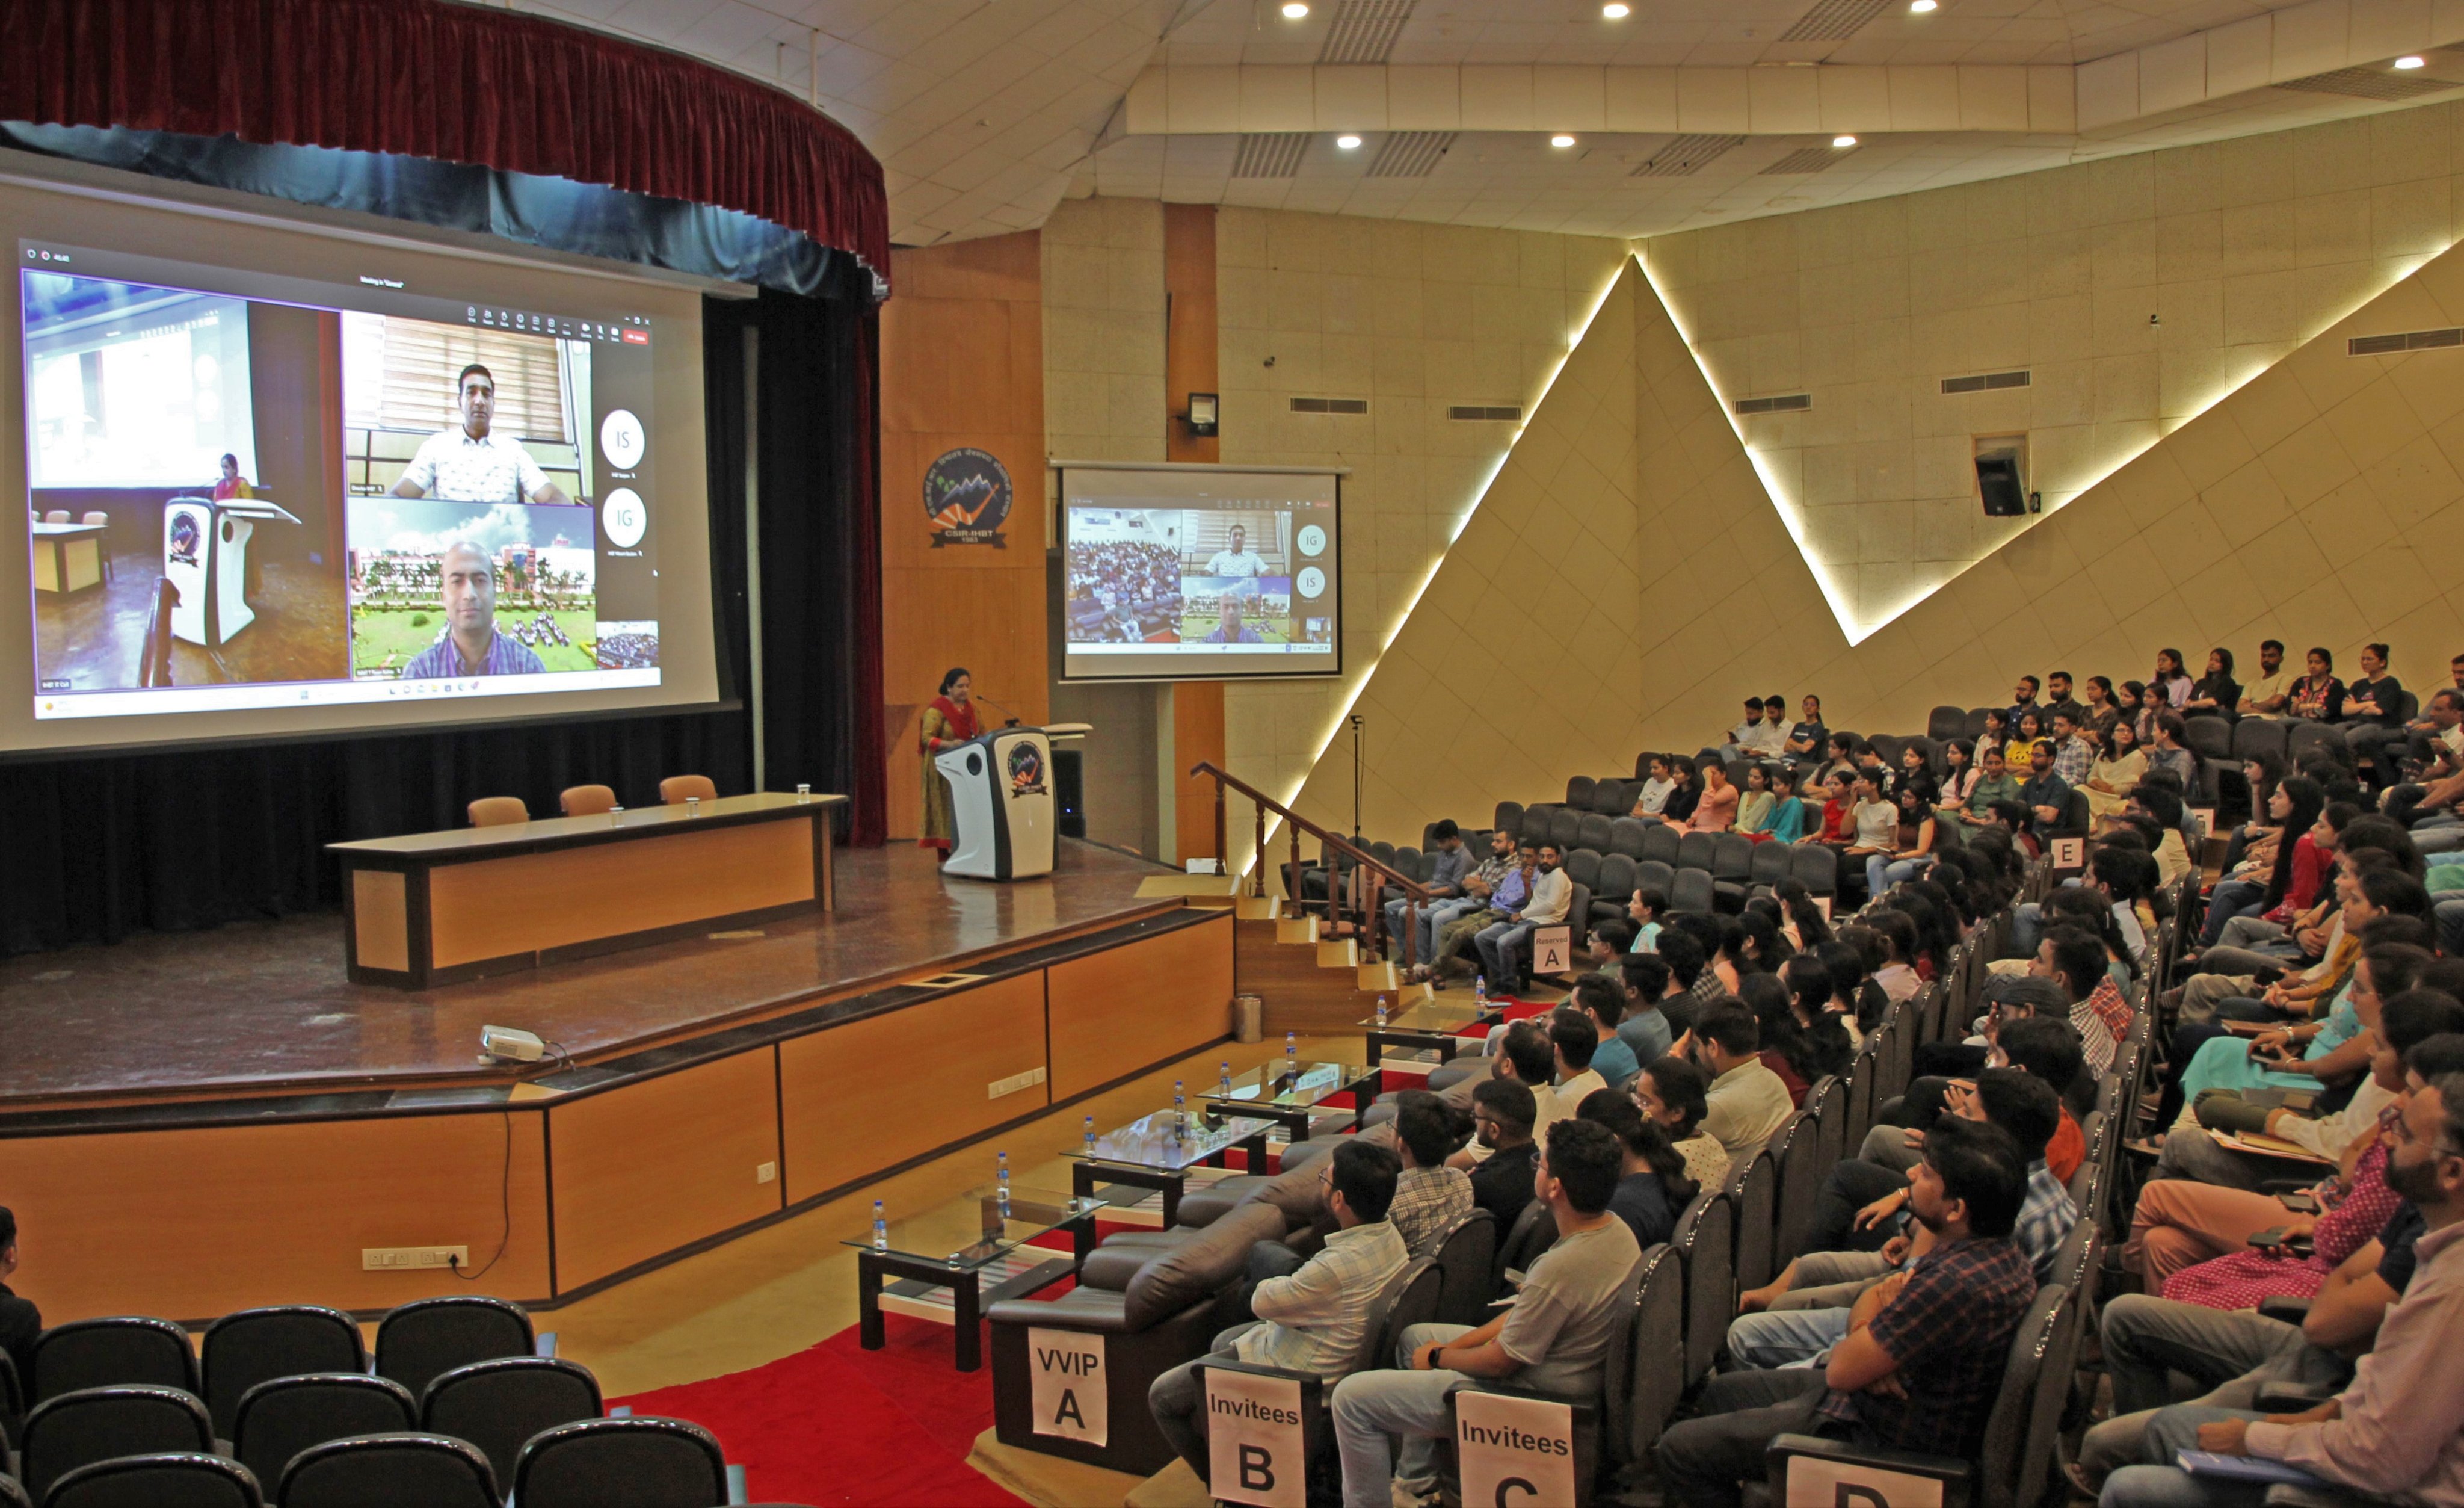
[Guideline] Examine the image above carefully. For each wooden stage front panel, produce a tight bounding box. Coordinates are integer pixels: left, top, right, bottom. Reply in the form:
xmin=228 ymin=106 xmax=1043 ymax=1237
xmin=0 ymin=907 xmax=1235 ymax=1324
xmin=777 ymin=971 xmax=1050 ymax=1207
xmin=550 ymin=1051 xmax=786 ymax=1291
xmin=0 ymin=1112 xmax=552 ymax=1323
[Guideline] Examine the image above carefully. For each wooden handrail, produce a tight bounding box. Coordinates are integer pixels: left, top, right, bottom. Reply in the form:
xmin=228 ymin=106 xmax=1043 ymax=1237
xmin=1189 ymin=761 xmax=1432 ymax=903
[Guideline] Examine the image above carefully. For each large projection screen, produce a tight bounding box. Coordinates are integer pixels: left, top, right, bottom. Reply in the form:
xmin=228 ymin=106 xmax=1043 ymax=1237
xmin=1 ymin=172 xmax=722 ymax=756
xmin=1058 ymin=464 xmax=1341 ymax=682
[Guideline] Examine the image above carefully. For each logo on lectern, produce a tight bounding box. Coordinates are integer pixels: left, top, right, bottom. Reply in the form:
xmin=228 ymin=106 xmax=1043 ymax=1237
xmin=1006 ymin=741 xmax=1046 ymax=797
xmin=167 ymin=511 xmax=202 ymax=566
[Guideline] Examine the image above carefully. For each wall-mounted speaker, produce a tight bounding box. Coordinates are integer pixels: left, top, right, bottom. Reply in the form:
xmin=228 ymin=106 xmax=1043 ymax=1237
xmin=1977 ymin=453 xmax=2027 ymax=517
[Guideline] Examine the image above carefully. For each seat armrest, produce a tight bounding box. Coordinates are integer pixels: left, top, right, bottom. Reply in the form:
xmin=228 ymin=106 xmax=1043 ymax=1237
xmin=1764 ymin=1433 xmax=1975 ymax=1508
xmin=2256 ymin=1297 xmax=2313 ymax=1326
xmin=987 ymin=1290 xmax=1136 ymax=1334
xmin=2253 ymin=1381 xmax=2336 ymax=1414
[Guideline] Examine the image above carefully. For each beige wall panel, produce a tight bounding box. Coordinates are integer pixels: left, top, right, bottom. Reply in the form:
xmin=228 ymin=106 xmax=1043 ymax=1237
xmin=1046 ymin=916 xmax=1234 ymax=1101
xmin=550 ymin=1051 xmax=782 ymax=1290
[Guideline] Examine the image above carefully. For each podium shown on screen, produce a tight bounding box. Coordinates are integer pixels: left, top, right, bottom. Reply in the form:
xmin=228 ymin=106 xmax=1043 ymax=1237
xmin=162 ymin=494 xmax=300 ymax=647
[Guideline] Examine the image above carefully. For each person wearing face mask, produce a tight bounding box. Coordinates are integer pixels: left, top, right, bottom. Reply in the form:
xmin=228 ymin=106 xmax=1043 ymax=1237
xmin=1473 ymin=841 xmax=1571 ymax=990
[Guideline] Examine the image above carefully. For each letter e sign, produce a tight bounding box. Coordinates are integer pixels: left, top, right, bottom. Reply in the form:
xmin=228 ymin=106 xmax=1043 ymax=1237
xmin=1028 ymin=1327 xmax=1108 ymax=1447
xmin=1455 ymin=1391 xmax=1575 ymax=1508
xmin=1204 ymin=1368 xmax=1307 ymax=1508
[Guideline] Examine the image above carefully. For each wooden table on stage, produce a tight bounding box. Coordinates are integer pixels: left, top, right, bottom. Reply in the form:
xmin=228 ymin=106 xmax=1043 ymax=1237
xmin=31 ymin=521 xmax=105 ymax=593
xmin=330 ymin=791 xmax=849 ymax=989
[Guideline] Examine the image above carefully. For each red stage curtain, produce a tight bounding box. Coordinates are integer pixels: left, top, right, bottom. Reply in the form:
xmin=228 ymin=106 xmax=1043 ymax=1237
xmin=0 ymin=0 xmax=890 ymax=291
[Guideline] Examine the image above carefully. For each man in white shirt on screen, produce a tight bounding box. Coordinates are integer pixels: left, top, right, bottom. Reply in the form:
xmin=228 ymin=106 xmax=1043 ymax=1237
xmin=1204 ymin=524 xmax=1268 ymax=578
xmin=391 ymin=364 xmax=571 ymax=507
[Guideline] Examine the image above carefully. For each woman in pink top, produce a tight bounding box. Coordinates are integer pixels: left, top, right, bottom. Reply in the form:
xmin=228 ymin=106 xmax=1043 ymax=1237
xmin=1677 ymin=762 xmax=1738 ymax=834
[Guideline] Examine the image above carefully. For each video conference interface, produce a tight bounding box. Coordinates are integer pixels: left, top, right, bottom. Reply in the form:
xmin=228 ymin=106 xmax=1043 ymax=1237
xmin=1062 ymin=501 xmax=1337 ymax=658
xmin=20 ymin=239 xmax=664 ymax=721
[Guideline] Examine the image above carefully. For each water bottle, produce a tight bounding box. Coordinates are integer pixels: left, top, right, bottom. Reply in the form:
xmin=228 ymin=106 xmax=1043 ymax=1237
xmin=1174 ymin=1079 xmax=1187 ymax=1121
xmin=1376 ymin=993 xmax=1389 ymax=1027
xmin=1286 ymin=1031 xmax=1299 ymax=1069
xmin=1083 ymin=1114 xmax=1097 ymax=1155
xmin=872 ymin=1200 xmax=887 ymax=1252
xmin=1475 ymin=974 xmax=1489 ymax=1010
xmin=1219 ymin=1060 xmax=1234 ymax=1097
xmin=996 ymin=1151 xmax=1011 ymax=1219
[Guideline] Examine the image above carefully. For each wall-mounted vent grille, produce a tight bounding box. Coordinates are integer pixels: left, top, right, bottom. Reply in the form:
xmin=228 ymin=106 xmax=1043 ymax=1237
xmin=1941 ymin=370 xmax=2031 ymax=394
xmin=1448 ymin=404 xmax=1523 ymax=421
xmin=1732 ymin=394 xmax=1813 ymax=415
xmin=1762 ymin=144 xmax=1858 ymax=175
xmin=1631 ymin=134 xmax=1746 ymax=178
xmin=2349 ymin=327 xmax=2463 ymax=355
xmin=1233 ymin=134 xmax=1310 ymax=178
xmin=2277 ymin=66 xmax=2457 ymax=102
xmin=1319 ymin=0 xmax=1417 ymax=64
xmin=1290 ymin=397 xmax=1370 ymax=415
xmin=1367 ymin=131 xmax=1455 ymax=178
xmin=1779 ymin=0 xmax=1894 ymax=42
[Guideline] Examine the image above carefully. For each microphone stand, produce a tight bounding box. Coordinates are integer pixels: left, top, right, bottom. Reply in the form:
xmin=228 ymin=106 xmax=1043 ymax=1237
xmin=972 ymin=693 xmax=1024 ymax=728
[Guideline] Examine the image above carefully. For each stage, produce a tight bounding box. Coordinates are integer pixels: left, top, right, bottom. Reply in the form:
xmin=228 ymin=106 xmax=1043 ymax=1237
xmin=0 ymin=839 xmax=1236 ymax=1323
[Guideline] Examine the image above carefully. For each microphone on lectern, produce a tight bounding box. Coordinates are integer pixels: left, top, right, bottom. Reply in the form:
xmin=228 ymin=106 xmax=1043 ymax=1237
xmin=975 ymin=692 xmax=1024 ymax=728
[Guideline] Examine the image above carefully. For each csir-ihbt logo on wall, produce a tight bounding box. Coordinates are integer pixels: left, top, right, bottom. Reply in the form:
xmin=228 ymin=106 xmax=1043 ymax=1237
xmin=924 ymin=447 xmax=1012 ymax=548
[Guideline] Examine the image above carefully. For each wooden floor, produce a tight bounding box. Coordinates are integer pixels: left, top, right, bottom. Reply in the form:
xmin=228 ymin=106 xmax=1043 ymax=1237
xmin=34 ymin=554 xmax=348 ymax=688
xmin=0 ymin=841 xmax=1177 ymax=1108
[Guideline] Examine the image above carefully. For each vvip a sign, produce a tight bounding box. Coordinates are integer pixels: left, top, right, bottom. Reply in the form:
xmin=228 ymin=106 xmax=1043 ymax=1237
xmin=1455 ymin=1391 xmax=1577 ymax=1508
xmin=1027 ymin=1328 xmax=1107 ymax=1447
xmin=925 ymin=447 xmax=1013 ymax=547
xmin=1531 ymin=926 xmax=1572 ymax=975
xmin=1204 ymin=1367 xmax=1308 ymax=1508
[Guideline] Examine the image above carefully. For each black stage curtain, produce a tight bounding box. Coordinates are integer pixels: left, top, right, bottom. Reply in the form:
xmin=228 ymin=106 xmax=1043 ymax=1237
xmin=0 ymin=292 xmax=887 ymax=956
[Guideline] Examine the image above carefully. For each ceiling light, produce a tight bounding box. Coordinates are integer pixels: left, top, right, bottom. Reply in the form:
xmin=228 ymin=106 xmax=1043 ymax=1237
xmin=1602 ymin=2 xmax=1631 ymax=16
xmin=2394 ymin=54 xmax=2427 ymax=69
xmin=1833 ymin=134 xmax=1858 ymax=147
xmin=1550 ymin=134 xmax=1577 ymax=148
xmin=1909 ymin=0 xmax=1937 ymax=11
xmin=1280 ymin=1 xmax=1308 ymax=16
xmin=1336 ymin=134 xmax=1362 ymax=149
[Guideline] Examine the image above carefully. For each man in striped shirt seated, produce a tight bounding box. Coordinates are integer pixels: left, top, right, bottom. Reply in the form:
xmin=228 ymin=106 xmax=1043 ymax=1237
xmin=402 ymin=541 xmax=547 ymax=680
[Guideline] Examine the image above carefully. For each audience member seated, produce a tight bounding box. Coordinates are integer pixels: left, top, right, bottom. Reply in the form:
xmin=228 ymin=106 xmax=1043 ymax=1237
xmin=1736 ymin=975 xmax=1811 ymax=1108
xmin=1654 ymin=1117 xmax=2038 ymax=1508
xmin=1148 ymin=1140 xmax=1411 ymax=1482
xmin=1387 ymin=820 xmax=1473 ymax=969
xmin=1727 ymin=1071 xmax=2075 ymax=1371
xmin=0 ymin=1203 xmax=36 ymax=1383
xmin=1331 ymin=1120 xmax=1642 ymax=1508
xmin=1675 ymin=760 xmax=1739 ymax=835
xmin=2342 ymin=641 xmax=2406 ymax=790
xmin=1448 ymin=1021 xmax=1560 ymax=1170
xmin=1465 ymin=1077 xmax=1540 ymax=1231
xmin=1686 ymin=1001 xmax=1796 ymax=1158
xmin=1546 ymin=1008 xmax=1607 ymax=1120
xmin=1576 ymin=1089 xmax=1697 ymax=1248
xmin=1428 ymin=839 xmax=1534 ymax=983
xmin=1615 ymin=953 xmax=1677 ymax=1065
xmin=1473 ymin=842 xmax=1571 ymax=989
xmin=1572 ymin=975 xmax=1639 ymax=1090
xmin=1864 ymin=781 xmax=1939 ymax=897
xmin=2018 ymin=739 xmax=2074 ymax=832
xmin=1633 ymin=754 xmax=1677 ymax=817
xmin=1386 ymin=1092 xmax=1476 ymax=1257
xmin=1634 ymin=1052 xmax=1731 ymax=1190
xmin=2095 ymin=1065 xmax=2464 ymax=1508
xmin=1660 ymin=759 xmax=1700 ymax=823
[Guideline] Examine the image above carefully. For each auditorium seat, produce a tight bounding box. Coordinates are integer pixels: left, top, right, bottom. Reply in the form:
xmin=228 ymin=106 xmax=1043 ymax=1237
xmin=1623 ymin=1243 xmax=1687 ymax=1461
xmin=229 ymin=1372 xmax=414 ymax=1491
xmin=1493 ymin=800 xmax=1524 ymax=839
xmin=1640 ymin=823 xmax=1680 ymax=867
xmin=29 ymin=1318 xmax=197 ymax=1404
xmin=2287 ymin=719 xmax=2345 ymax=770
xmin=1925 ymin=705 xmax=1966 ymax=741
xmin=1494 ymin=1201 xmax=1557 ymax=1292
xmin=375 ymin=1295 xmax=536 ymax=1404
xmin=1766 ymin=1109 xmax=1824 ymax=1268
xmin=277 ymin=1433 xmax=497 ymax=1508
xmin=20 ymin=1386 xmax=215 ymax=1501
xmin=1429 ymin=1210 xmax=1498 ymax=1326
xmin=200 ymin=1305 xmax=366 ymax=1441
xmin=658 ymin=774 xmax=718 ymax=805
xmin=1724 ymin=1148 xmax=1777 ymax=1294
xmin=1672 ymin=1187 xmax=1734 ymax=1391
xmin=40 ymin=510 xmax=67 ymax=524
xmin=419 ymin=1356 xmax=604 ymax=1488
xmin=1607 ymin=817 xmax=1649 ymax=859
xmin=559 ymin=784 xmax=619 ymax=817
xmin=1565 ymin=776 xmax=1596 ymax=809
xmin=2 ymin=1346 xmax=23 ymax=1449
xmin=1673 ymin=830 xmax=1717 ymax=874
xmin=511 ymin=1417 xmax=730 ymax=1508
xmin=466 ymin=796 xmax=529 ymax=827
xmin=1668 ymin=868 xmax=1714 ymax=915
xmin=1592 ymin=854 xmax=1637 ymax=926
xmin=41 ymin=1452 xmax=259 ymax=1508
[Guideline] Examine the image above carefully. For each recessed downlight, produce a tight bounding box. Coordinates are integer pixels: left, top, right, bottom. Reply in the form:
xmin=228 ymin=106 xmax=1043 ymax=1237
xmin=2395 ymin=54 xmax=2427 ymax=69
xmin=1550 ymin=134 xmax=1577 ymax=148
xmin=1280 ymin=1 xmax=1308 ymax=16
xmin=1909 ymin=0 xmax=1937 ymax=11
xmin=1336 ymin=134 xmax=1362 ymax=149
xmin=1833 ymin=134 xmax=1858 ymax=147
xmin=1603 ymin=2 xmax=1631 ymax=15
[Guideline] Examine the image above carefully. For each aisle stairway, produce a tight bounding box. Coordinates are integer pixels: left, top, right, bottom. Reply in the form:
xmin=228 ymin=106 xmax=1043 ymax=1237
xmin=1230 ymin=894 xmax=1427 ymax=1037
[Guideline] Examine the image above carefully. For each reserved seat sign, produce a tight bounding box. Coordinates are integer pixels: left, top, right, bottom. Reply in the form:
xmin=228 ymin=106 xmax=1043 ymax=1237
xmin=1027 ymin=1327 xmax=1108 ymax=1447
xmin=1204 ymin=1367 xmax=1308 ymax=1508
xmin=1455 ymin=1390 xmax=1577 ymax=1507
xmin=1532 ymin=926 xmax=1572 ymax=975
xmin=1781 ymin=1453 xmax=1947 ymax=1507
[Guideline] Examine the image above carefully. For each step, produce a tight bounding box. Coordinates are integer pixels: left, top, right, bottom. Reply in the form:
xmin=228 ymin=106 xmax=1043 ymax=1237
xmin=1315 ymin=938 xmax=1360 ymax=969
xmin=1355 ymin=959 xmax=1401 ymax=993
xmin=1275 ymin=916 xmax=1322 ymax=945
xmin=1235 ymin=895 xmax=1282 ymax=921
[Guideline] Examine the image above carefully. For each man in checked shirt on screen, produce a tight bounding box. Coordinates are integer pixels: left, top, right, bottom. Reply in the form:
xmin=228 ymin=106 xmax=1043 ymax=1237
xmin=402 ymin=542 xmax=547 ymax=679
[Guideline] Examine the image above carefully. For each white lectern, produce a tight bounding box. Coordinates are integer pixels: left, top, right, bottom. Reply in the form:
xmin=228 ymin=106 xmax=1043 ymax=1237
xmin=937 ymin=722 xmax=1091 ymax=880
xmin=163 ymin=494 xmax=301 ymax=647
